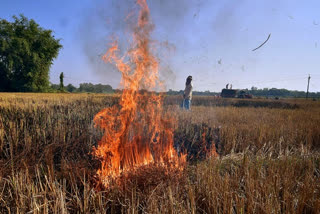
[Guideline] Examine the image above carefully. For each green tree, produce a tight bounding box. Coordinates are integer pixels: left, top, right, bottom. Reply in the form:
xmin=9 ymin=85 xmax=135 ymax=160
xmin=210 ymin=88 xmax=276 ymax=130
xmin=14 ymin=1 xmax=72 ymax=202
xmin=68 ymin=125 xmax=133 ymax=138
xmin=50 ymin=83 xmax=60 ymax=91
xmin=0 ymin=15 xmax=62 ymax=92
xmin=66 ymin=83 xmax=77 ymax=92
xmin=59 ymin=72 xmax=64 ymax=91
xmin=78 ymin=83 xmax=113 ymax=93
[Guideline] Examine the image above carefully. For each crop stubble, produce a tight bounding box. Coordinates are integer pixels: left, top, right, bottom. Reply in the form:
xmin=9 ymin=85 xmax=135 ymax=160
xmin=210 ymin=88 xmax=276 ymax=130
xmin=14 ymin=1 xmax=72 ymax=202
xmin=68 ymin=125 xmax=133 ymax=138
xmin=0 ymin=93 xmax=319 ymax=213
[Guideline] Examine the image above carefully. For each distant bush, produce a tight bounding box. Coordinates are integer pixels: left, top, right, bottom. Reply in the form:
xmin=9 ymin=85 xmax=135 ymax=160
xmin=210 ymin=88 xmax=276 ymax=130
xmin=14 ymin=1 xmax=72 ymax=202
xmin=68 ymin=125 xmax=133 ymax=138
xmin=49 ymin=82 xmax=114 ymax=93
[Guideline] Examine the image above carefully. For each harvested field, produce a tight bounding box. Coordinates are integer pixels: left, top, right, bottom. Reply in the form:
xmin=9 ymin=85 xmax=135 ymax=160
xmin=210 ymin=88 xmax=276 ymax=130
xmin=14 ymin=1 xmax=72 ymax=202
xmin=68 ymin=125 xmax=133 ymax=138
xmin=0 ymin=93 xmax=319 ymax=213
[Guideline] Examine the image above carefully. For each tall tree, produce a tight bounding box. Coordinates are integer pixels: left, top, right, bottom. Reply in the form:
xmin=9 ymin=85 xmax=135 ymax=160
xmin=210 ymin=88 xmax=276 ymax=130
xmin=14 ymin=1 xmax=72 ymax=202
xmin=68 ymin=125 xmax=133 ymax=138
xmin=0 ymin=15 xmax=62 ymax=92
xmin=59 ymin=72 xmax=64 ymax=91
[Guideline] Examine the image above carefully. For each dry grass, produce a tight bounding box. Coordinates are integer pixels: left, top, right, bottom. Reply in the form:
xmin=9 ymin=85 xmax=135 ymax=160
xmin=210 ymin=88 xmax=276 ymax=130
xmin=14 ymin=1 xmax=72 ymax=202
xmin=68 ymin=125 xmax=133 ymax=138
xmin=0 ymin=93 xmax=319 ymax=213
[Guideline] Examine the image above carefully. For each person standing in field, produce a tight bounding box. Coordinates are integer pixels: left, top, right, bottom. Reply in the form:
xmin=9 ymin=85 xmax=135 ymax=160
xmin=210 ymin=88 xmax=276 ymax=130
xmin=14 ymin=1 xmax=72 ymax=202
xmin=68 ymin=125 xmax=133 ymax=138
xmin=183 ymin=76 xmax=193 ymax=110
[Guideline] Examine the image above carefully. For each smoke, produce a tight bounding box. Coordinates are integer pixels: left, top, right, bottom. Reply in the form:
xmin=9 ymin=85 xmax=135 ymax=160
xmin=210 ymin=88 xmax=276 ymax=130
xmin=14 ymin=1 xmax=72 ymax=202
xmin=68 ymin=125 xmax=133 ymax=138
xmin=78 ymin=0 xmax=247 ymax=90
xmin=79 ymin=0 xmax=205 ymax=88
xmin=78 ymin=0 xmax=134 ymax=88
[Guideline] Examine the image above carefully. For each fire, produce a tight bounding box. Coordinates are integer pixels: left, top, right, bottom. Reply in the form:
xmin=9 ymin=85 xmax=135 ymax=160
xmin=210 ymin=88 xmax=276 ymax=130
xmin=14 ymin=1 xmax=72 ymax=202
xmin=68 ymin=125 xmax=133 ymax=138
xmin=201 ymin=128 xmax=219 ymax=159
xmin=93 ymin=0 xmax=186 ymax=187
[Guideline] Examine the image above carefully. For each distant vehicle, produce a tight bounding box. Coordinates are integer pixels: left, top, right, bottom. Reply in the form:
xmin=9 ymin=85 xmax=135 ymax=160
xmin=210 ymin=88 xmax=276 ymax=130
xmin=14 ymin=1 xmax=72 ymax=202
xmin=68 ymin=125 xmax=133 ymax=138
xmin=221 ymin=89 xmax=238 ymax=98
xmin=238 ymin=90 xmax=253 ymax=99
xmin=220 ymin=89 xmax=253 ymax=98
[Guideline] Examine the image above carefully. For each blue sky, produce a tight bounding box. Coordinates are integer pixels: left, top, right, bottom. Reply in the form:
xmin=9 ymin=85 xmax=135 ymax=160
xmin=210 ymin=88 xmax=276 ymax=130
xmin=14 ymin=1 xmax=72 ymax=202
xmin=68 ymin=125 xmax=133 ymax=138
xmin=1 ymin=0 xmax=319 ymax=92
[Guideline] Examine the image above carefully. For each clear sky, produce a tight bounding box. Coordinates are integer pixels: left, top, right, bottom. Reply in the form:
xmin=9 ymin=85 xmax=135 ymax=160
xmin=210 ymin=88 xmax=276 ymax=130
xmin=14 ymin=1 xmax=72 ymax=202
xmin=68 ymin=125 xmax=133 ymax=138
xmin=1 ymin=0 xmax=319 ymax=92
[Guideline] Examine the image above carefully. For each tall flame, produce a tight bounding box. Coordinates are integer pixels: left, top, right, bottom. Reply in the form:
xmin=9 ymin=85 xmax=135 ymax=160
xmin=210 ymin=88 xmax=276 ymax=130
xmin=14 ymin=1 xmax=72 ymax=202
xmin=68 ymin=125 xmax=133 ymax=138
xmin=93 ymin=0 xmax=185 ymax=187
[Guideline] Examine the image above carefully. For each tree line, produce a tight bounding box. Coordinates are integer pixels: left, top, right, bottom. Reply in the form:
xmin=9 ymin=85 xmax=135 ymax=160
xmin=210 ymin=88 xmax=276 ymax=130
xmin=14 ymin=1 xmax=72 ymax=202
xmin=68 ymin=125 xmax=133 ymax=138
xmin=51 ymin=82 xmax=114 ymax=93
xmin=246 ymin=87 xmax=320 ymax=98
xmin=167 ymin=87 xmax=320 ymax=98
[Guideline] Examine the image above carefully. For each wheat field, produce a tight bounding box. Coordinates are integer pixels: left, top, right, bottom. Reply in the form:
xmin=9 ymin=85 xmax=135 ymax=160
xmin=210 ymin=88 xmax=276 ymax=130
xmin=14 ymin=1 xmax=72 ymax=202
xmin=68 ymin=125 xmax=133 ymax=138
xmin=0 ymin=93 xmax=319 ymax=213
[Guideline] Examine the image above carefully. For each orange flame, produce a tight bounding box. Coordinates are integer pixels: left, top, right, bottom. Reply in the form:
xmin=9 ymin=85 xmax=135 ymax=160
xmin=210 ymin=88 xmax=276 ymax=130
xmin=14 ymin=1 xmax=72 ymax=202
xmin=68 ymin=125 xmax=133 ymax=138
xmin=93 ymin=0 xmax=186 ymax=187
xmin=201 ymin=128 xmax=219 ymax=159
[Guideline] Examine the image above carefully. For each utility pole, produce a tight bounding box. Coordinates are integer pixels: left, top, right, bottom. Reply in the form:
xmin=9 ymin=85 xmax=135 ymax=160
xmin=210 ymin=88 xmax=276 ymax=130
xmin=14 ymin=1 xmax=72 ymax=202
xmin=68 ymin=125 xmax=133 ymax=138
xmin=306 ymin=74 xmax=311 ymax=99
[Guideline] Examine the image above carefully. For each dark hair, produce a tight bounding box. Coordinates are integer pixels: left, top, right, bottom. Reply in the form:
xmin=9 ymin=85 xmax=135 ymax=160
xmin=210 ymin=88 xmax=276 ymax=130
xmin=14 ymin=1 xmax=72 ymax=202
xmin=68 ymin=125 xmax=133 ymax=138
xmin=186 ymin=76 xmax=192 ymax=86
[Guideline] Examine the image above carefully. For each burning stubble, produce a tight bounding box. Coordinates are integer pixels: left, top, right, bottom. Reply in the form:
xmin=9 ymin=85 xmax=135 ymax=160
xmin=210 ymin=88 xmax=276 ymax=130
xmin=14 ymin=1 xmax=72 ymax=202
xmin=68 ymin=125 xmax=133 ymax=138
xmin=92 ymin=0 xmax=186 ymax=187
